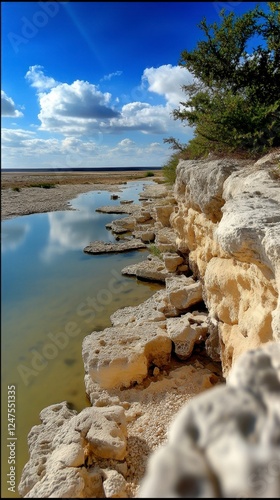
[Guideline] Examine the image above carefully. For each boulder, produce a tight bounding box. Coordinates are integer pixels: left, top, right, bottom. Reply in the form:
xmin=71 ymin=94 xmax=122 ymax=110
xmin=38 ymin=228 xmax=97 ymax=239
xmin=138 ymin=342 xmax=280 ymax=498
xmin=165 ymin=275 xmax=203 ymax=311
xmin=82 ymin=323 xmax=172 ymax=391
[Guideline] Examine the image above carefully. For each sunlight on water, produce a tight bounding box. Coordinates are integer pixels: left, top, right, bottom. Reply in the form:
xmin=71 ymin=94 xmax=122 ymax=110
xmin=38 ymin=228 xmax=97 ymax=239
xmin=1 ymin=180 xmax=163 ymax=497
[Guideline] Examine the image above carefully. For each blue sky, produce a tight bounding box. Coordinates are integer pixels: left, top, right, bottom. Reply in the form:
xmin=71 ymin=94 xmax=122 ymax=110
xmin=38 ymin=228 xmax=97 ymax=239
xmin=2 ymin=1 xmax=266 ymax=169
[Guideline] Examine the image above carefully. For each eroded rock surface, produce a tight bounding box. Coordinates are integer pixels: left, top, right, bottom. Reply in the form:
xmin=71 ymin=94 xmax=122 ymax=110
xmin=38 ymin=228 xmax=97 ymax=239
xmin=18 ymin=402 xmax=127 ymax=498
xmin=138 ymin=342 xmax=280 ymax=498
xmin=171 ymin=155 xmax=280 ymax=376
xmin=83 ymin=239 xmax=146 ymax=254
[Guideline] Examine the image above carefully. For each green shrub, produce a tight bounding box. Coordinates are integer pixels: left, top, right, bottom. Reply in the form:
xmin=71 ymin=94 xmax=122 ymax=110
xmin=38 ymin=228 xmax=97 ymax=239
xmin=145 ymin=171 xmax=155 ymax=177
xmin=12 ymin=186 xmax=20 ymax=192
xmin=148 ymin=243 xmax=163 ymax=260
xmin=162 ymin=152 xmax=181 ymax=185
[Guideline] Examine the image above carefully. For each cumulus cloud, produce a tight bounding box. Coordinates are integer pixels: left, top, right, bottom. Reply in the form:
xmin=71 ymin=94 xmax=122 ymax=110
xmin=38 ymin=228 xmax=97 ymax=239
xmin=1 ymin=91 xmax=23 ymax=117
xmin=25 ymin=65 xmax=58 ymax=90
xmin=142 ymin=64 xmax=193 ymax=106
xmin=23 ymin=65 xmax=194 ymax=138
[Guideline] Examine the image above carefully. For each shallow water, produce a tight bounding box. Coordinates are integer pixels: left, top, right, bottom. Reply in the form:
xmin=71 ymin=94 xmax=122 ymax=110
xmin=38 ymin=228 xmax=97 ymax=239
xmin=1 ymin=180 xmax=163 ymax=497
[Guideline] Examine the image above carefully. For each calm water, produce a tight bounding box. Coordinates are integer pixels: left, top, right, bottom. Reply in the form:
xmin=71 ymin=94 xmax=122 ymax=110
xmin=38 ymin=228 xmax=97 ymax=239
xmin=1 ymin=180 xmax=163 ymax=498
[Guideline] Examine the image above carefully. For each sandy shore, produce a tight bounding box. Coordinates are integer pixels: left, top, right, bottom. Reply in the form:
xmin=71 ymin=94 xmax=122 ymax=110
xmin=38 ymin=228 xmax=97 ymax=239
xmin=1 ymin=170 xmax=163 ymax=220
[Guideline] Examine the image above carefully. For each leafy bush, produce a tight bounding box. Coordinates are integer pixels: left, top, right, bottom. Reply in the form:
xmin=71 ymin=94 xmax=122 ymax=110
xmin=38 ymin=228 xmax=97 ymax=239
xmin=170 ymin=3 xmax=280 ymax=158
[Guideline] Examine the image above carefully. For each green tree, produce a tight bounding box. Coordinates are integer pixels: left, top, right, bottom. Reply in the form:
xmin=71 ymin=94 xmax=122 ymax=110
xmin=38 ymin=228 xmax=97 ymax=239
xmin=172 ymin=2 xmax=280 ymax=157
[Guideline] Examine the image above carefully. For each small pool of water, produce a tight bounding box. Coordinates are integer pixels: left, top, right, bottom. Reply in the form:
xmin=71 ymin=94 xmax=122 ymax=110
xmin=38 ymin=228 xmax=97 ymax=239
xmin=1 ymin=180 xmax=163 ymax=497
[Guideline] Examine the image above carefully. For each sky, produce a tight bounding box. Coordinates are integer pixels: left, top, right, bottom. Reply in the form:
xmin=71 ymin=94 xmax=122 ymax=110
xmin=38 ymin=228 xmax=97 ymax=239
xmin=1 ymin=1 xmax=267 ymax=169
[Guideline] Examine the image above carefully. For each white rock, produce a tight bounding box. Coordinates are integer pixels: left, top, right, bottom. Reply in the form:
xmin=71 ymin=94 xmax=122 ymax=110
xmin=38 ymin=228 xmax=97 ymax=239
xmin=138 ymin=342 xmax=280 ymax=498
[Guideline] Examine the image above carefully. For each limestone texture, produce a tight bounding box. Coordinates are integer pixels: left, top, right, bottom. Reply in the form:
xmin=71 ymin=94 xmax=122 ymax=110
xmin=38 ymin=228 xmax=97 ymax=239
xmin=171 ymin=155 xmax=280 ymax=376
xmin=138 ymin=342 xmax=280 ymax=498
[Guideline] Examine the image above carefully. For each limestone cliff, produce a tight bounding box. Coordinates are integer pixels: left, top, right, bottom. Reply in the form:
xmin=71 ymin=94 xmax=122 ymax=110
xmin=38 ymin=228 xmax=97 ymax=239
xmin=171 ymin=151 xmax=280 ymax=376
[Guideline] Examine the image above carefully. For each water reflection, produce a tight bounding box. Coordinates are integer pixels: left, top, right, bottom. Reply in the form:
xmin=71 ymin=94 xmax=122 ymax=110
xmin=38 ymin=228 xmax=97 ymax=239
xmin=1 ymin=222 xmax=30 ymax=252
xmin=41 ymin=210 xmax=115 ymax=262
xmin=1 ymin=179 xmax=161 ymax=498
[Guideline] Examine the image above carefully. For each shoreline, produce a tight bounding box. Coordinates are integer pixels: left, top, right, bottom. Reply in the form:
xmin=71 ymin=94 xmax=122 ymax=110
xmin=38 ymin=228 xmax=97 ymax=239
xmin=14 ymin=173 xmax=224 ymax=498
xmin=1 ymin=170 xmax=163 ymax=221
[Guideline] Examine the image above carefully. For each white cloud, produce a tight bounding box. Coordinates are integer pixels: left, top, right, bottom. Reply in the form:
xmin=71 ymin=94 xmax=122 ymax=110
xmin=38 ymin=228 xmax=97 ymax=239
xmin=25 ymin=65 xmax=58 ymax=90
xmin=1 ymin=91 xmax=23 ymax=117
xmin=142 ymin=64 xmax=193 ymax=106
xmin=35 ymin=78 xmax=120 ymax=134
xmin=25 ymin=65 xmax=192 ymax=136
xmin=2 ymin=128 xmax=36 ymax=146
xmin=1 ymin=128 xmax=172 ymax=168
xmin=101 ymin=71 xmax=123 ymax=81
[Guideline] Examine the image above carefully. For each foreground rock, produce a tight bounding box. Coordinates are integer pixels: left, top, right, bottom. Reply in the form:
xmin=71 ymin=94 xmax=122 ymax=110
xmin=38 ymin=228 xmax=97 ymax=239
xmin=138 ymin=341 xmax=280 ymax=498
xmin=83 ymin=239 xmax=146 ymax=254
xmin=18 ymin=403 xmax=128 ymax=498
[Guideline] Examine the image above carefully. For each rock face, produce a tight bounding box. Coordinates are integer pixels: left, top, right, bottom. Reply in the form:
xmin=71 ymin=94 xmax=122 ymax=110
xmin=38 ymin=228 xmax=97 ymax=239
xmin=138 ymin=342 xmax=280 ymax=499
xmin=18 ymin=402 xmax=128 ymax=498
xmin=171 ymin=155 xmax=280 ymax=376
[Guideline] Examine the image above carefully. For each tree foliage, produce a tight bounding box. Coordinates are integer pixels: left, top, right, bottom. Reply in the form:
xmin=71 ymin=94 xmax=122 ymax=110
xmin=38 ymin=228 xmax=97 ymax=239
xmin=171 ymin=2 xmax=280 ymax=158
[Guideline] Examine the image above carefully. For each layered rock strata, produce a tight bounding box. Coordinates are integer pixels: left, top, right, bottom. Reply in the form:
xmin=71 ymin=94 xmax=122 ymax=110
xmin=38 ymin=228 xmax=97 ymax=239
xmin=171 ymin=153 xmax=280 ymax=376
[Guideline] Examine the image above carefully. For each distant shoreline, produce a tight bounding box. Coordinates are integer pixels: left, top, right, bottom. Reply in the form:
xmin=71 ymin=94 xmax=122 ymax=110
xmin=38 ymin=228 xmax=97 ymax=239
xmin=1 ymin=169 xmax=164 ymax=220
xmin=1 ymin=166 xmax=162 ymax=173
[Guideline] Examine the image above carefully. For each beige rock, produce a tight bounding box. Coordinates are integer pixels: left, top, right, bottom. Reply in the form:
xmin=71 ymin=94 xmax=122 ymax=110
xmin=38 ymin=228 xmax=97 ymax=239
xmin=83 ymin=239 xmax=146 ymax=254
xmin=162 ymin=252 xmax=184 ymax=272
xmin=106 ymin=217 xmax=136 ymax=234
xmin=102 ymin=469 xmax=128 ymax=498
xmin=82 ymin=324 xmax=171 ymax=391
xmin=171 ymin=158 xmax=279 ymax=375
xmin=154 ymin=205 xmax=175 ymax=227
xmin=167 ymin=314 xmax=208 ymax=359
xmin=140 ymin=231 xmax=155 ymax=243
xmin=204 ymin=257 xmax=277 ymax=377
xmin=121 ymin=256 xmax=174 ymax=283
xmin=110 ymin=290 xmax=167 ymax=326
xmin=165 ymin=275 xmax=203 ymax=311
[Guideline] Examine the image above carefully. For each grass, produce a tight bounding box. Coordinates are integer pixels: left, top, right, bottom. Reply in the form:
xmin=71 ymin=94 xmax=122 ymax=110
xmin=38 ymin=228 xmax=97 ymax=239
xmin=148 ymin=243 xmax=163 ymax=260
xmin=12 ymin=187 xmax=21 ymax=192
xmin=145 ymin=171 xmax=155 ymax=177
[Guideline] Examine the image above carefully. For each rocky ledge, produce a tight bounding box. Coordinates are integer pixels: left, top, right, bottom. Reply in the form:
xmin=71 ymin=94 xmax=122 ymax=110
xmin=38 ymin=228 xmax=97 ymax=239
xmin=19 ymin=151 xmax=280 ymax=498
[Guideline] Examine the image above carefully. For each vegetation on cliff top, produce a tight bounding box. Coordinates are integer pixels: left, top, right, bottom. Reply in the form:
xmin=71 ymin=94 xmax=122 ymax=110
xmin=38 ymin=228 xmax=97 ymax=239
xmin=163 ymin=2 xmax=280 ymax=183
